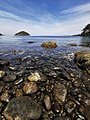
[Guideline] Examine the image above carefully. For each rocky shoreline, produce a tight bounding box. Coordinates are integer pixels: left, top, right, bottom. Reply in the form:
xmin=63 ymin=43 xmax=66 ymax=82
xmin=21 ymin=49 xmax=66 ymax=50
xmin=0 ymin=47 xmax=90 ymax=120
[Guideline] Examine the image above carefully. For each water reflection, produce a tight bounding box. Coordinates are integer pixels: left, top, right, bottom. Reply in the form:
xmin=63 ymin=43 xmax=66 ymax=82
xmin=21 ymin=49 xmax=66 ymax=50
xmin=80 ymin=36 xmax=90 ymax=47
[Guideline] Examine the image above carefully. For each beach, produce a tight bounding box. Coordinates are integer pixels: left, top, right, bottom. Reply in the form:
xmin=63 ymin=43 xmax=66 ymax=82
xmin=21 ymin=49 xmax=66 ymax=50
xmin=0 ymin=36 xmax=90 ymax=120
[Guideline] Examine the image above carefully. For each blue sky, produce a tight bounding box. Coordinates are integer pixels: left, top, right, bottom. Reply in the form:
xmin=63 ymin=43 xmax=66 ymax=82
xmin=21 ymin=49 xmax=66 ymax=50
xmin=0 ymin=0 xmax=90 ymax=35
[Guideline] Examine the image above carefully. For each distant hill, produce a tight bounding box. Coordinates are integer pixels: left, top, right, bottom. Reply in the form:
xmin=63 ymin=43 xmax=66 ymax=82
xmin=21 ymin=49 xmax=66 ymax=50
xmin=81 ymin=24 xmax=90 ymax=36
xmin=15 ymin=31 xmax=30 ymax=36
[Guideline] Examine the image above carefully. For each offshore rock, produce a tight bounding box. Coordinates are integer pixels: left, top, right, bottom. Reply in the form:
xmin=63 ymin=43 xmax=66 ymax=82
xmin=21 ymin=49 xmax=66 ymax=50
xmin=41 ymin=41 xmax=58 ymax=48
xmin=74 ymin=51 xmax=90 ymax=74
xmin=15 ymin=31 xmax=30 ymax=36
xmin=3 ymin=96 xmax=42 ymax=120
xmin=53 ymin=83 xmax=67 ymax=104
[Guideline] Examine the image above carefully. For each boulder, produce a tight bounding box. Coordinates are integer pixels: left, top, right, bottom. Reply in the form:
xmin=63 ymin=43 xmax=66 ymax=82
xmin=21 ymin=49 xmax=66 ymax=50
xmin=41 ymin=41 xmax=58 ymax=48
xmin=15 ymin=31 xmax=30 ymax=36
xmin=3 ymin=96 xmax=42 ymax=120
xmin=74 ymin=51 xmax=90 ymax=74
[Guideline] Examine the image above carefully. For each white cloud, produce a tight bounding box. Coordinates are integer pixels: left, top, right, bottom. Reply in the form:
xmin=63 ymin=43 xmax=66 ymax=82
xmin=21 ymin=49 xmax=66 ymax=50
xmin=0 ymin=3 xmax=90 ymax=35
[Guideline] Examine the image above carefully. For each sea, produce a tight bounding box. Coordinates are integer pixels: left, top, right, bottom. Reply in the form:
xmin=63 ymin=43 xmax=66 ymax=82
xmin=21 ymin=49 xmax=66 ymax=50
xmin=0 ymin=35 xmax=90 ymax=60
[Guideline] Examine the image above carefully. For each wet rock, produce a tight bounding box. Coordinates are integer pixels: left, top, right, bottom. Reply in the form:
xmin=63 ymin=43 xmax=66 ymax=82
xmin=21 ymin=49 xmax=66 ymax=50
xmin=53 ymin=102 xmax=61 ymax=113
xmin=13 ymin=78 xmax=23 ymax=86
xmin=41 ymin=41 xmax=58 ymax=48
xmin=67 ymin=43 xmax=77 ymax=46
xmin=0 ymin=91 xmax=10 ymax=102
xmin=65 ymin=101 xmax=76 ymax=114
xmin=15 ymin=89 xmax=23 ymax=97
xmin=0 ymin=71 xmax=5 ymax=78
xmin=74 ymin=51 xmax=90 ymax=74
xmin=3 ymin=96 xmax=42 ymax=120
xmin=23 ymin=82 xmax=38 ymax=94
xmin=44 ymin=95 xmax=51 ymax=110
xmin=3 ymin=74 xmax=16 ymax=82
xmin=28 ymin=41 xmax=35 ymax=44
xmin=53 ymin=116 xmax=70 ymax=120
xmin=53 ymin=83 xmax=67 ymax=104
xmin=28 ymin=71 xmax=45 ymax=82
xmin=0 ymin=60 xmax=9 ymax=66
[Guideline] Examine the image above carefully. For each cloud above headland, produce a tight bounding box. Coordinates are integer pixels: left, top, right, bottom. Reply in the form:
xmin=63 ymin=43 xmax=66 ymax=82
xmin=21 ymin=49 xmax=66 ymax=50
xmin=0 ymin=0 xmax=90 ymax=35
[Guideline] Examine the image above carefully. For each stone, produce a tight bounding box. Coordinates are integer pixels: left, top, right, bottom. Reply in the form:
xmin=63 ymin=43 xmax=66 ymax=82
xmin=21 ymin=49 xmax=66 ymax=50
xmin=0 ymin=71 xmax=5 ymax=78
xmin=15 ymin=31 xmax=30 ymax=36
xmin=44 ymin=95 xmax=51 ymax=110
xmin=28 ymin=71 xmax=45 ymax=82
xmin=41 ymin=41 xmax=58 ymax=48
xmin=23 ymin=82 xmax=38 ymax=94
xmin=4 ymin=96 xmax=42 ymax=120
xmin=0 ymin=91 xmax=10 ymax=102
xmin=3 ymin=74 xmax=16 ymax=82
xmin=67 ymin=43 xmax=77 ymax=46
xmin=53 ymin=116 xmax=70 ymax=120
xmin=74 ymin=51 xmax=90 ymax=74
xmin=65 ymin=101 xmax=76 ymax=114
xmin=53 ymin=83 xmax=67 ymax=104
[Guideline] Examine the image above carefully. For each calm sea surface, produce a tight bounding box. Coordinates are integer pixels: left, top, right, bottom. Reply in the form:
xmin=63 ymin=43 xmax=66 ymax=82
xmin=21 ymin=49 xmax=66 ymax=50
xmin=0 ymin=36 xmax=90 ymax=60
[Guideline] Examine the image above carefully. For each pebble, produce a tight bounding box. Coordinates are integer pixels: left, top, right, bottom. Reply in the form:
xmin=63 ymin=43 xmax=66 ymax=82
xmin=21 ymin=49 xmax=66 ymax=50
xmin=53 ymin=83 xmax=67 ymax=103
xmin=23 ymin=82 xmax=38 ymax=94
xmin=44 ymin=95 xmax=51 ymax=110
xmin=0 ymin=91 xmax=10 ymax=102
xmin=0 ymin=71 xmax=5 ymax=78
xmin=65 ymin=101 xmax=76 ymax=114
xmin=3 ymin=74 xmax=16 ymax=82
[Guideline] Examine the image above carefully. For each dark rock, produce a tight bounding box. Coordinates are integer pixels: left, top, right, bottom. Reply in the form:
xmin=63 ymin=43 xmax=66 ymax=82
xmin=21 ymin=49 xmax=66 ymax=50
xmin=0 ymin=33 xmax=2 ymax=36
xmin=0 ymin=60 xmax=10 ymax=66
xmin=4 ymin=96 xmax=42 ymax=120
xmin=53 ymin=83 xmax=67 ymax=104
xmin=67 ymin=43 xmax=77 ymax=46
xmin=81 ymin=24 xmax=90 ymax=36
xmin=41 ymin=41 xmax=58 ymax=48
xmin=15 ymin=31 xmax=30 ymax=36
xmin=28 ymin=41 xmax=35 ymax=44
xmin=53 ymin=116 xmax=70 ymax=120
xmin=65 ymin=101 xmax=76 ymax=114
xmin=3 ymin=74 xmax=16 ymax=82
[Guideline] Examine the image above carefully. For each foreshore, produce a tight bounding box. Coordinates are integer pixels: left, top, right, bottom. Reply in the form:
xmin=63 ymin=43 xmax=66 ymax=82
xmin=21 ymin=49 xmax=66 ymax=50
xmin=0 ymin=47 xmax=90 ymax=120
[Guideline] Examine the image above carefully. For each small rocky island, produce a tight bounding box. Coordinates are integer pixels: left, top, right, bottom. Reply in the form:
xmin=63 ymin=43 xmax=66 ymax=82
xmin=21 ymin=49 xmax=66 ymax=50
xmin=15 ymin=31 xmax=30 ymax=36
xmin=0 ymin=33 xmax=2 ymax=36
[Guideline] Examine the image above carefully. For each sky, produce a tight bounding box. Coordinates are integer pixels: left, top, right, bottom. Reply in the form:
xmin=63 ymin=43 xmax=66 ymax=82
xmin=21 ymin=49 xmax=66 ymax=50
xmin=0 ymin=0 xmax=90 ymax=36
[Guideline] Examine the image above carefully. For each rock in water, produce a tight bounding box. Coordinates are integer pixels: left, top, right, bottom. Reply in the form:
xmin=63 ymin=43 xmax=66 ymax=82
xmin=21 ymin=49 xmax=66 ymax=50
xmin=0 ymin=71 xmax=5 ymax=78
xmin=74 ymin=51 xmax=90 ymax=74
xmin=15 ymin=31 xmax=30 ymax=36
xmin=53 ymin=83 xmax=67 ymax=104
xmin=41 ymin=41 xmax=58 ymax=48
xmin=3 ymin=96 xmax=42 ymax=120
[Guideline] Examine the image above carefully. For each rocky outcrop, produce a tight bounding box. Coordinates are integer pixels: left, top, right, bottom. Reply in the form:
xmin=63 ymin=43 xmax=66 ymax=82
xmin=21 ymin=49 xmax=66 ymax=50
xmin=81 ymin=24 xmax=90 ymax=36
xmin=0 ymin=33 xmax=2 ymax=36
xmin=74 ymin=51 xmax=90 ymax=74
xmin=15 ymin=31 xmax=30 ymax=36
xmin=41 ymin=41 xmax=58 ymax=48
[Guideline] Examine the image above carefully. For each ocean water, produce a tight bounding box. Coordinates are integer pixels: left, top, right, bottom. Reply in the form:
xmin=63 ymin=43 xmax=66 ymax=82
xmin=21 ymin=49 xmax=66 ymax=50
xmin=0 ymin=35 xmax=90 ymax=60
